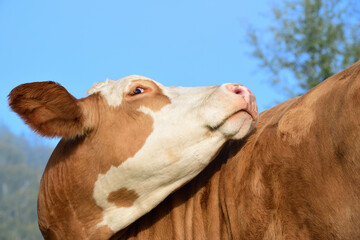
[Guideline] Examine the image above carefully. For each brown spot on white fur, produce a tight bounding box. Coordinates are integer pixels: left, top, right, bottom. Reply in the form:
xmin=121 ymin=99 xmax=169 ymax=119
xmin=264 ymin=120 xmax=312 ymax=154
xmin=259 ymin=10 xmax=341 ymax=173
xmin=108 ymin=188 xmax=139 ymax=207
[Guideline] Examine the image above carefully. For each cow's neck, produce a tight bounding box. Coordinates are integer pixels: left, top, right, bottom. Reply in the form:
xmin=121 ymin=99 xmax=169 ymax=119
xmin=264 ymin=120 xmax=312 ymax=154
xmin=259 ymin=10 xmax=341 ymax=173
xmin=91 ymin=133 xmax=226 ymax=235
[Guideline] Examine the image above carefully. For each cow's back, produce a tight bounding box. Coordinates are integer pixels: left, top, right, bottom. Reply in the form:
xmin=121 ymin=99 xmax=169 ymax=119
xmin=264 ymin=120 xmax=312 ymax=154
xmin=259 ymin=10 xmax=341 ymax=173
xmin=114 ymin=61 xmax=360 ymax=240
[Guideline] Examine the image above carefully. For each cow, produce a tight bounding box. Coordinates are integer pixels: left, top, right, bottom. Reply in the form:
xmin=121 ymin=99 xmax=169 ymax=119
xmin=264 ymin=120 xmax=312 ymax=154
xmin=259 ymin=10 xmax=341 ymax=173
xmin=8 ymin=75 xmax=258 ymax=239
xmin=9 ymin=60 xmax=360 ymax=240
xmin=107 ymin=61 xmax=360 ymax=240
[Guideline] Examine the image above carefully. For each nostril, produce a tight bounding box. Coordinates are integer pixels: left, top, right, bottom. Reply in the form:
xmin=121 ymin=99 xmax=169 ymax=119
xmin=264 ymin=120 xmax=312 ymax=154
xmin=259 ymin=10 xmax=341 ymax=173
xmin=233 ymin=87 xmax=243 ymax=95
xmin=225 ymin=84 xmax=244 ymax=95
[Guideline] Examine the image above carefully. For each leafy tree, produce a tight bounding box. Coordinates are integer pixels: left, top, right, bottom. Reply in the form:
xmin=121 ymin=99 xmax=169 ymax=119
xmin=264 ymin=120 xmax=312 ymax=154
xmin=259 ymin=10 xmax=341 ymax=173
xmin=248 ymin=0 xmax=360 ymax=98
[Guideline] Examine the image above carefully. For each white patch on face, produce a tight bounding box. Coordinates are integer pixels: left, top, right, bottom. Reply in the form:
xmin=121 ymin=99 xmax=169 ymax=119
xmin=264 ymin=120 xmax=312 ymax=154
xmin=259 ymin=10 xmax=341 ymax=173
xmin=87 ymin=75 xmax=153 ymax=106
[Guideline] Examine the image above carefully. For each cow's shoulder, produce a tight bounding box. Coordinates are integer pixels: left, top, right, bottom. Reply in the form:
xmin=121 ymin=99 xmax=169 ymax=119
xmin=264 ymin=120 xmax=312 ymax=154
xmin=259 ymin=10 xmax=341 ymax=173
xmin=234 ymin=60 xmax=360 ymax=239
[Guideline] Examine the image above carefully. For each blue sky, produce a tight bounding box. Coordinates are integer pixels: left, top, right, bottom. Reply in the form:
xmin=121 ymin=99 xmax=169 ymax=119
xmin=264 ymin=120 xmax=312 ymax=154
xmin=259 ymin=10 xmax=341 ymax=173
xmin=0 ymin=0 xmax=282 ymax=144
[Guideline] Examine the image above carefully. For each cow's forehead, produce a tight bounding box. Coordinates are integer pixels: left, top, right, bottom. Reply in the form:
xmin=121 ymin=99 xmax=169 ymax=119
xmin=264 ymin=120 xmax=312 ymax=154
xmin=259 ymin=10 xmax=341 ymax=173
xmin=87 ymin=75 xmax=162 ymax=106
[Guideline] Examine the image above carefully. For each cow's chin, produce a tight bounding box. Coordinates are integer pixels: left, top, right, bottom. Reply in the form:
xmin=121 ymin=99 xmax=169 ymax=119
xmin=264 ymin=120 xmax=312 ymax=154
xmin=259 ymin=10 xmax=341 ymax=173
xmin=218 ymin=111 xmax=255 ymax=140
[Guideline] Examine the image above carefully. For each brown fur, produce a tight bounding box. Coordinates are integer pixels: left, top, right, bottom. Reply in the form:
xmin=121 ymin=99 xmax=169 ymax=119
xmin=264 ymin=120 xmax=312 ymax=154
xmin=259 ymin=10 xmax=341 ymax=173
xmin=111 ymin=61 xmax=360 ymax=239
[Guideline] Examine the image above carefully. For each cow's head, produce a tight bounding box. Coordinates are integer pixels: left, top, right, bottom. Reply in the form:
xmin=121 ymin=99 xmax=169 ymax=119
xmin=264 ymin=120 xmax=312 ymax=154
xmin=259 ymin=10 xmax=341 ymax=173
xmin=8 ymin=75 xmax=258 ymax=237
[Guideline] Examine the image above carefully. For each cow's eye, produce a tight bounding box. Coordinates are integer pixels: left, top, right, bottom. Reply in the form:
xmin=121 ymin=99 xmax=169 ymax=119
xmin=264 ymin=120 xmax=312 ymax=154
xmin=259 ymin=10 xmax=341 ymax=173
xmin=131 ymin=87 xmax=145 ymax=96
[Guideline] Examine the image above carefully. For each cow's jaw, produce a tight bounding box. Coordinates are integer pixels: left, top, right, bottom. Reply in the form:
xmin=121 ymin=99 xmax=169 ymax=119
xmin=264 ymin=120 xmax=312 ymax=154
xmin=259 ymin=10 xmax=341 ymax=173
xmin=89 ymin=76 xmax=257 ymax=233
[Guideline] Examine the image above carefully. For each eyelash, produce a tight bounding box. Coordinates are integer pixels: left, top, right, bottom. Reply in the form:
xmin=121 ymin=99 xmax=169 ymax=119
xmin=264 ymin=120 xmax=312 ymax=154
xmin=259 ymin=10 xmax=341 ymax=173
xmin=130 ymin=87 xmax=145 ymax=96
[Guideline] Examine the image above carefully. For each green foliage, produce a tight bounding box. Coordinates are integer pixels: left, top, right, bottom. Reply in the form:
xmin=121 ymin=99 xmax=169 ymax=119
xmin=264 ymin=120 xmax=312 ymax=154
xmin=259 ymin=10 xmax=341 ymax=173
xmin=0 ymin=126 xmax=53 ymax=240
xmin=248 ymin=0 xmax=360 ymax=97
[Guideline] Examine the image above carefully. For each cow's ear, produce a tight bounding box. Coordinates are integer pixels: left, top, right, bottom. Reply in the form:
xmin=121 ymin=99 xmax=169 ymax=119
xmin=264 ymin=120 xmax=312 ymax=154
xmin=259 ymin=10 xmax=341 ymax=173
xmin=8 ymin=81 xmax=91 ymax=139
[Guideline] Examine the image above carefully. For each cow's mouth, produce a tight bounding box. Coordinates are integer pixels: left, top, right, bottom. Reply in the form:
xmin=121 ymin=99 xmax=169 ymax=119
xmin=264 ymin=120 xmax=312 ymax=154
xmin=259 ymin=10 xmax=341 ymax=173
xmin=223 ymin=109 xmax=256 ymax=140
xmin=208 ymin=108 xmax=255 ymax=132
xmin=225 ymin=109 xmax=254 ymax=127
xmin=229 ymin=109 xmax=251 ymax=120
xmin=233 ymin=108 xmax=257 ymax=121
